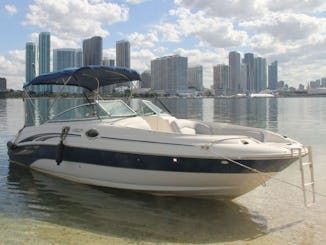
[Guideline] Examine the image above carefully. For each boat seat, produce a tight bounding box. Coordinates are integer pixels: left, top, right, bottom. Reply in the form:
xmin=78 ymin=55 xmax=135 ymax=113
xmin=142 ymin=115 xmax=174 ymax=132
xmin=170 ymin=119 xmax=196 ymax=135
xmin=113 ymin=117 xmax=152 ymax=130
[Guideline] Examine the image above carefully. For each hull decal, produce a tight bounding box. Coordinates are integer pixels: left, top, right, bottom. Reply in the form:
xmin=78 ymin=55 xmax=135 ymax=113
xmin=8 ymin=144 xmax=296 ymax=174
xmin=19 ymin=133 xmax=81 ymax=143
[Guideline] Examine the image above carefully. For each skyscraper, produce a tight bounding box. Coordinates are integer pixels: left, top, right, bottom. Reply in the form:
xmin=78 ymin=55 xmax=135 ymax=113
xmin=53 ymin=48 xmax=82 ymax=71
xmin=116 ymin=40 xmax=130 ymax=68
xmin=151 ymin=55 xmax=187 ymax=95
xmin=26 ymin=42 xmax=36 ymax=83
xmin=0 ymin=77 xmax=6 ymax=91
xmin=102 ymin=57 xmax=115 ymax=66
xmin=254 ymin=57 xmax=267 ymax=92
xmin=83 ymin=36 xmax=103 ymax=66
xmin=187 ymin=66 xmax=203 ymax=91
xmin=38 ymin=32 xmax=50 ymax=75
xmin=243 ymin=53 xmax=255 ymax=93
xmin=229 ymin=51 xmax=241 ymax=94
xmin=213 ymin=64 xmax=229 ymax=96
xmin=268 ymin=61 xmax=278 ymax=90
xmin=140 ymin=70 xmax=151 ymax=88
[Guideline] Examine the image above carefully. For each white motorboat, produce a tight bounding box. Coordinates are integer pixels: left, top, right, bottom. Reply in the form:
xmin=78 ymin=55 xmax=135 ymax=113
xmin=7 ymin=66 xmax=308 ymax=199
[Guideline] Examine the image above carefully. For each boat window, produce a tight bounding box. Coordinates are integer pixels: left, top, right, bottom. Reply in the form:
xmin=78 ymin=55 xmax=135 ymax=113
xmin=137 ymin=100 xmax=165 ymax=115
xmin=49 ymin=103 xmax=110 ymax=122
xmin=98 ymin=100 xmax=136 ymax=117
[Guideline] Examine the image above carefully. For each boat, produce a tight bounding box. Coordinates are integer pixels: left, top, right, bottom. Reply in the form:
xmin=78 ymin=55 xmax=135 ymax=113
xmin=7 ymin=66 xmax=308 ymax=199
xmin=250 ymin=93 xmax=275 ymax=98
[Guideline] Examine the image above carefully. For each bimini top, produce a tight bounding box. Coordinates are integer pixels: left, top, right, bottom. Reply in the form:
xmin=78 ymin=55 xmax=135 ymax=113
xmin=23 ymin=66 xmax=141 ymax=91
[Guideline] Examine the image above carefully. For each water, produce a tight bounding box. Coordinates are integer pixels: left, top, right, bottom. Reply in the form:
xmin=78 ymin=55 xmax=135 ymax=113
xmin=0 ymin=97 xmax=325 ymax=244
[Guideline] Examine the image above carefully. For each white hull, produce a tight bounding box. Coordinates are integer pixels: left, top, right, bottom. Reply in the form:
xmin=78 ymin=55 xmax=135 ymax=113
xmin=30 ymin=159 xmax=272 ymax=198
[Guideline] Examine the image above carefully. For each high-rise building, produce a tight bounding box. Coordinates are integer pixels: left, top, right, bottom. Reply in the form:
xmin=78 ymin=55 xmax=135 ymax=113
xmin=187 ymin=66 xmax=203 ymax=91
xmin=240 ymin=63 xmax=247 ymax=93
xmin=243 ymin=53 xmax=255 ymax=92
xmin=52 ymin=48 xmax=83 ymax=93
xmin=116 ymin=40 xmax=130 ymax=68
xmin=83 ymin=36 xmax=103 ymax=66
xmin=268 ymin=61 xmax=278 ymax=90
xmin=53 ymin=48 xmax=82 ymax=71
xmin=38 ymin=32 xmax=51 ymax=75
xmin=254 ymin=57 xmax=267 ymax=92
xmin=140 ymin=70 xmax=151 ymax=88
xmin=213 ymin=64 xmax=229 ymax=96
xmin=102 ymin=57 xmax=115 ymax=66
xmin=151 ymin=55 xmax=187 ymax=95
xmin=0 ymin=77 xmax=7 ymax=91
xmin=229 ymin=51 xmax=241 ymax=94
xmin=26 ymin=42 xmax=36 ymax=83
xmin=321 ymin=77 xmax=326 ymax=87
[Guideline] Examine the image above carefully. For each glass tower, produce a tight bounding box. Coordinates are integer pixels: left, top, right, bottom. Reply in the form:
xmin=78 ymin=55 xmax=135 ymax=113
xmin=53 ymin=48 xmax=82 ymax=71
xmin=25 ymin=42 xmax=36 ymax=83
xmin=83 ymin=36 xmax=103 ymax=66
xmin=38 ymin=32 xmax=50 ymax=75
xmin=268 ymin=61 xmax=278 ymax=90
xmin=116 ymin=40 xmax=130 ymax=68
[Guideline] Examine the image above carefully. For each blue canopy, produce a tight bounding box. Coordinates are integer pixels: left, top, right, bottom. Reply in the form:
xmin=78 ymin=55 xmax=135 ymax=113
xmin=23 ymin=66 xmax=141 ymax=91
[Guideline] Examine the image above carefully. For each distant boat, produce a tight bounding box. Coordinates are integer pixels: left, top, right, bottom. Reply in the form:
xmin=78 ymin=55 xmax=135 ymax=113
xmin=250 ymin=93 xmax=275 ymax=98
xmin=307 ymin=88 xmax=326 ymax=95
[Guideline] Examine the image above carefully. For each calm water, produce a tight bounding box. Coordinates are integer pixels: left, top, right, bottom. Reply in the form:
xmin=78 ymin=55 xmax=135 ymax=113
xmin=0 ymin=97 xmax=325 ymax=244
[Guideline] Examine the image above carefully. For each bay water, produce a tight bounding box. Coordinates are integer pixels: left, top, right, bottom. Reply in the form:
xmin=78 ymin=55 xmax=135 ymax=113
xmin=0 ymin=97 xmax=325 ymax=244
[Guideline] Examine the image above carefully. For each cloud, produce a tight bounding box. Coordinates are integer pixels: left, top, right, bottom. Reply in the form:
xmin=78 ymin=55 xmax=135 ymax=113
xmin=174 ymin=0 xmax=267 ymax=19
xmin=4 ymin=4 xmax=18 ymax=15
xmin=22 ymin=0 xmax=129 ymax=40
xmin=125 ymin=0 xmax=148 ymax=4
xmin=127 ymin=31 xmax=159 ymax=49
xmin=0 ymin=50 xmax=25 ymax=90
xmin=154 ymin=7 xmax=248 ymax=48
xmin=241 ymin=13 xmax=325 ymax=43
xmin=131 ymin=49 xmax=156 ymax=72
xmin=266 ymin=0 xmax=326 ymax=12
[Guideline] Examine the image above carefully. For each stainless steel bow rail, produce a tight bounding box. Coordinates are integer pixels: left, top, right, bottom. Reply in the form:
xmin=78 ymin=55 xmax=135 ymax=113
xmin=200 ymin=143 xmax=321 ymax=207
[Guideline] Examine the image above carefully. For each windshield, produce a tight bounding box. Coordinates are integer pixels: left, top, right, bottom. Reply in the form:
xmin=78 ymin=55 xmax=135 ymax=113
xmin=49 ymin=100 xmax=136 ymax=122
xmin=135 ymin=100 xmax=166 ymax=116
xmin=98 ymin=100 xmax=136 ymax=117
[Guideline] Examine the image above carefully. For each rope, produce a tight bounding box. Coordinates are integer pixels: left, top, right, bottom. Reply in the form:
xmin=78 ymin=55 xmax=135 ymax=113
xmin=201 ymin=145 xmax=326 ymax=200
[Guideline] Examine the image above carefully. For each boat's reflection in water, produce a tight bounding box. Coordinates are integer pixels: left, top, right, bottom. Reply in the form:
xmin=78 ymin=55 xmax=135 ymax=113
xmin=7 ymin=162 xmax=267 ymax=243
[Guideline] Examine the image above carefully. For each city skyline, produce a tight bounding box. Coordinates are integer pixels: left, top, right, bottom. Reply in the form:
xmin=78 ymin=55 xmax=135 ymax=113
xmin=25 ymin=33 xmax=280 ymax=95
xmin=1 ymin=1 xmax=326 ymax=90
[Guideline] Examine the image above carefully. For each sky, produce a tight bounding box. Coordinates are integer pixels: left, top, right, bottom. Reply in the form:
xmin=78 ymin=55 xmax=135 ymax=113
xmin=1 ymin=0 xmax=326 ymax=90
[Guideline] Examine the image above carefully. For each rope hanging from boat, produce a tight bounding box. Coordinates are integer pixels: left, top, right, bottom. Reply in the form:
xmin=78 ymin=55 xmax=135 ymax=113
xmin=200 ymin=145 xmax=326 ymax=203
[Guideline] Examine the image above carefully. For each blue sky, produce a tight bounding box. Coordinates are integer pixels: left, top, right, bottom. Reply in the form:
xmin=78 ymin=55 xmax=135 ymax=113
xmin=1 ymin=0 xmax=326 ymax=89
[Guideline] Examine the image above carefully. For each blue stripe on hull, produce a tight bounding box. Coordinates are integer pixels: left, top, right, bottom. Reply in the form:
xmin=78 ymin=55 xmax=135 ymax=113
xmin=7 ymin=144 xmax=296 ymax=173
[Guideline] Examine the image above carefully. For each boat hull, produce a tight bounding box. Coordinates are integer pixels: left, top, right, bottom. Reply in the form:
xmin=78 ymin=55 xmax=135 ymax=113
xmin=7 ymin=142 xmax=297 ymax=199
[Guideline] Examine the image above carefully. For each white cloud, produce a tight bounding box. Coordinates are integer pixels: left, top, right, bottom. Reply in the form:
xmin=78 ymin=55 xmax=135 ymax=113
xmin=125 ymin=0 xmax=148 ymax=4
xmin=155 ymin=23 xmax=182 ymax=43
xmin=127 ymin=31 xmax=159 ymax=49
xmin=0 ymin=50 xmax=25 ymax=90
xmin=4 ymin=4 xmax=17 ymax=15
xmin=131 ymin=49 xmax=156 ymax=72
xmin=266 ymin=0 xmax=326 ymax=12
xmin=241 ymin=13 xmax=325 ymax=43
xmin=154 ymin=8 xmax=248 ymax=48
xmin=23 ymin=0 xmax=129 ymax=40
xmin=174 ymin=0 xmax=267 ymax=19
